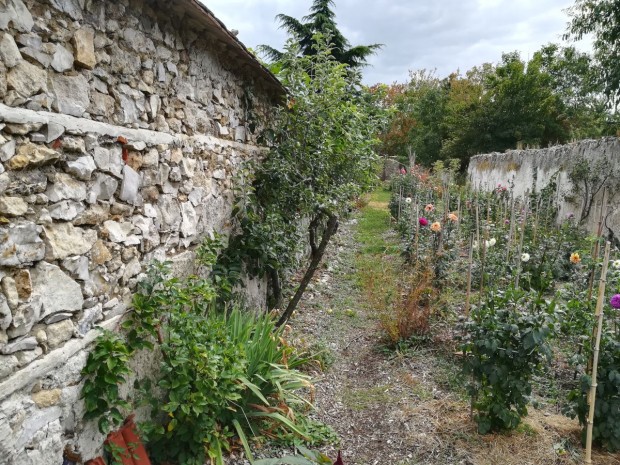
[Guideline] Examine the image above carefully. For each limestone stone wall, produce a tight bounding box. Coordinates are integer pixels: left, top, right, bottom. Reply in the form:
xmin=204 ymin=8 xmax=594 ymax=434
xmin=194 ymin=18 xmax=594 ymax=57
xmin=0 ymin=0 xmax=283 ymax=463
xmin=467 ymin=137 xmax=620 ymax=235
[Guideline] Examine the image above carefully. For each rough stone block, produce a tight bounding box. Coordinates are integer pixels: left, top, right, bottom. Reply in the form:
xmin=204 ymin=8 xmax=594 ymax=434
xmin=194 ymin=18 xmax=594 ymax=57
xmin=43 ymin=222 xmax=97 ymax=260
xmin=0 ymin=223 xmax=45 ymax=266
xmin=8 ymin=143 xmax=60 ymax=170
xmin=50 ymin=74 xmax=90 ymax=117
xmin=119 ymin=164 xmax=141 ymax=205
xmin=73 ymin=28 xmax=96 ymax=69
xmin=6 ymin=60 xmax=46 ymax=98
xmin=31 ymin=261 xmax=83 ymax=320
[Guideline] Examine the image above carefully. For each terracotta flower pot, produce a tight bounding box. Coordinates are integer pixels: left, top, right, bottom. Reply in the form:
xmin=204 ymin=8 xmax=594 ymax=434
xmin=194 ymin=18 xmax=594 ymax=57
xmin=120 ymin=415 xmax=152 ymax=465
xmin=105 ymin=429 xmax=135 ymax=465
xmin=84 ymin=458 xmax=106 ymax=465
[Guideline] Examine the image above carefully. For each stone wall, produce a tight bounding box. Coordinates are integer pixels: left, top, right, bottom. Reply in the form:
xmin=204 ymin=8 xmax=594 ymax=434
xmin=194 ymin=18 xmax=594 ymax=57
xmin=467 ymin=137 xmax=620 ymax=235
xmin=0 ymin=0 xmax=283 ymax=463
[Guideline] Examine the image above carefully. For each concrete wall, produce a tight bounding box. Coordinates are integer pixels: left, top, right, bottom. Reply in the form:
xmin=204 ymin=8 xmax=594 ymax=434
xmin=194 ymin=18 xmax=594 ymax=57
xmin=467 ymin=137 xmax=620 ymax=236
xmin=0 ymin=0 xmax=282 ymax=463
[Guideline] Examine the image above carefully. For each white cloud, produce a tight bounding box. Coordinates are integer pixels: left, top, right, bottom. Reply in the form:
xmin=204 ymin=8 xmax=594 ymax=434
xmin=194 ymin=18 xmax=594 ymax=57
xmin=203 ymin=0 xmax=591 ymax=85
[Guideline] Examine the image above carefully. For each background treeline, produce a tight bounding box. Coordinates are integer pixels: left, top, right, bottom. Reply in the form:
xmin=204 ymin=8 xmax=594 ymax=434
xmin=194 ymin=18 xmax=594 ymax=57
xmin=377 ymin=44 xmax=620 ymax=169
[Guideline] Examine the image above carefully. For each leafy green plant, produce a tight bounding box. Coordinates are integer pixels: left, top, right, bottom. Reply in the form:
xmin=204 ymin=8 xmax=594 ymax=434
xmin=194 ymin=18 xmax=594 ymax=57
xmin=567 ymin=312 xmax=620 ymax=451
xmin=255 ymin=445 xmax=335 ymax=465
xmin=82 ymin=330 xmax=133 ymax=433
xmin=459 ymin=288 xmax=558 ymax=433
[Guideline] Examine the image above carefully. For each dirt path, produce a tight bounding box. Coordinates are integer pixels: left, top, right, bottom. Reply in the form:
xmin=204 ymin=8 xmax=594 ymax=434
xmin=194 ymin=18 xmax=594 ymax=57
xmin=285 ymin=193 xmax=620 ymax=465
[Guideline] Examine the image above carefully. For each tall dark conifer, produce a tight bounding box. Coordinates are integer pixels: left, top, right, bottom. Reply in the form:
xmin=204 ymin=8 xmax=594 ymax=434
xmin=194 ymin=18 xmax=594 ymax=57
xmin=260 ymin=0 xmax=381 ymax=70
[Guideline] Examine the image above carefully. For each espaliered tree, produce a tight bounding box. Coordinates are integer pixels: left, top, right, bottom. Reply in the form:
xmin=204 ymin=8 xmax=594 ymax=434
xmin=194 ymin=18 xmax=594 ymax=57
xmin=219 ymin=34 xmax=385 ymax=326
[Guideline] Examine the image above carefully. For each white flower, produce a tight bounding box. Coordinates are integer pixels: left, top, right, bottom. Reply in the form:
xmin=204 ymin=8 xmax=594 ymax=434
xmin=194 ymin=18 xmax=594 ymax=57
xmin=405 ymin=197 xmax=412 ymax=204
xmin=612 ymin=260 xmax=620 ymax=270
xmin=521 ymin=253 xmax=530 ymax=263
xmin=489 ymin=238 xmax=497 ymax=247
xmin=473 ymin=241 xmax=479 ymax=249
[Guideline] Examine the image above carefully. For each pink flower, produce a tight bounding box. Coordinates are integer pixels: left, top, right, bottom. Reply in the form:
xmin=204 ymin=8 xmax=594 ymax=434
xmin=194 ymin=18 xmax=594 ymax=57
xmin=419 ymin=217 xmax=429 ymax=226
xmin=611 ymin=294 xmax=620 ymax=309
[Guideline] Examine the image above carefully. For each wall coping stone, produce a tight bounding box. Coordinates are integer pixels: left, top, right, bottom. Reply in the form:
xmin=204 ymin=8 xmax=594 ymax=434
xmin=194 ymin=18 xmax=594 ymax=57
xmin=0 ymin=104 xmax=267 ymax=153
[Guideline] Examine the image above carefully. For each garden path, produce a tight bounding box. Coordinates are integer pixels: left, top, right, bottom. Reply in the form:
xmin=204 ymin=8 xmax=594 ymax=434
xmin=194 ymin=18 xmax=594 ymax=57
xmin=283 ymin=190 xmax=620 ymax=465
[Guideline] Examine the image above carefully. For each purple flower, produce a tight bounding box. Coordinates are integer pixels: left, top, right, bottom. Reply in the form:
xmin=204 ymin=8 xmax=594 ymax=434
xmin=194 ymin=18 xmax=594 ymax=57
xmin=611 ymin=294 xmax=620 ymax=309
xmin=504 ymin=219 xmax=510 ymax=225
xmin=419 ymin=217 xmax=429 ymax=227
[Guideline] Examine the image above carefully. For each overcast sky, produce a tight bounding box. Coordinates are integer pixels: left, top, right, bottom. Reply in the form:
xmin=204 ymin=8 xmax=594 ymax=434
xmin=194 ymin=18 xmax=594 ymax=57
xmin=204 ymin=0 xmax=590 ymax=85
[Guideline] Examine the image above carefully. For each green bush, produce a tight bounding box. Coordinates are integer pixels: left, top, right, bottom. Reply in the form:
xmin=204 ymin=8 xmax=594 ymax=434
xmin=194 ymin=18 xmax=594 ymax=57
xmin=567 ymin=319 xmax=620 ymax=451
xmin=459 ymin=288 xmax=557 ymax=433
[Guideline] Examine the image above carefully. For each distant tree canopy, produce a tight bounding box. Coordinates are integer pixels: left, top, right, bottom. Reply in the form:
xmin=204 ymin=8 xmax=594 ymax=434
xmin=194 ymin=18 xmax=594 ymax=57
xmin=259 ymin=0 xmax=382 ymax=73
xmin=565 ymin=0 xmax=620 ymax=110
xmin=379 ymin=45 xmax=619 ymax=169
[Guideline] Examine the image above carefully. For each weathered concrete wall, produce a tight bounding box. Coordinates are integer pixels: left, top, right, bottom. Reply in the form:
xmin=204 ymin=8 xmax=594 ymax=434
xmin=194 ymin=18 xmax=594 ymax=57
xmin=467 ymin=137 xmax=620 ymax=235
xmin=0 ymin=0 xmax=282 ymax=463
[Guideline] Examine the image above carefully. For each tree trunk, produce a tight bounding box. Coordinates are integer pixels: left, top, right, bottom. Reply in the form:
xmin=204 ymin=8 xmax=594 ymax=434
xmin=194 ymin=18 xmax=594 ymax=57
xmin=268 ymin=267 xmax=283 ymax=311
xmin=276 ymin=213 xmax=338 ymax=327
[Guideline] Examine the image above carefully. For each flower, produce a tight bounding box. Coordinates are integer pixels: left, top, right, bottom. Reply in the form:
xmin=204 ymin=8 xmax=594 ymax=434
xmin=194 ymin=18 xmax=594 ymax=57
xmin=485 ymin=238 xmax=497 ymax=248
xmin=570 ymin=252 xmax=581 ymax=264
xmin=612 ymin=260 xmax=620 ymax=270
xmin=448 ymin=212 xmax=458 ymax=222
xmin=473 ymin=241 xmax=479 ymax=249
xmin=504 ymin=219 xmax=510 ymax=225
xmin=425 ymin=203 xmax=434 ymax=212
xmin=611 ymin=294 xmax=620 ymax=309
xmin=430 ymin=221 xmax=441 ymax=232
xmin=405 ymin=197 xmax=412 ymax=204
xmin=418 ymin=217 xmax=429 ymax=226
xmin=521 ymin=253 xmax=530 ymax=263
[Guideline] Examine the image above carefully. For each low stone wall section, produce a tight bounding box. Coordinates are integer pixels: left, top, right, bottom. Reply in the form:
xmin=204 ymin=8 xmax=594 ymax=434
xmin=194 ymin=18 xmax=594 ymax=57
xmin=467 ymin=137 xmax=620 ymax=236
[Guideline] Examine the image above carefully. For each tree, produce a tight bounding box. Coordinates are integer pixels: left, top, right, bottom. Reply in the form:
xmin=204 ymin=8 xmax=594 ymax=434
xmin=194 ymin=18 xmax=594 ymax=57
xmin=565 ymin=0 xmax=620 ymax=110
xmin=221 ymin=35 xmax=386 ymax=326
xmin=259 ymin=0 xmax=382 ymax=71
xmin=535 ymin=43 xmax=617 ymax=139
xmin=379 ymin=71 xmax=448 ymax=166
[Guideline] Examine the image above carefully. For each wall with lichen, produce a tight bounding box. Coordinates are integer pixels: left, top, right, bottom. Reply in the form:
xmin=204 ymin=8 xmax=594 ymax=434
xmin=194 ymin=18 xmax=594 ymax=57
xmin=467 ymin=137 xmax=620 ymax=237
xmin=0 ymin=0 xmax=283 ymax=463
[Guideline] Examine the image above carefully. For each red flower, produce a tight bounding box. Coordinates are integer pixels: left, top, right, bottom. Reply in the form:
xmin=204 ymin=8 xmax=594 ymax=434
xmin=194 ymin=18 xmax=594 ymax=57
xmin=334 ymin=451 xmax=344 ymax=465
xmin=419 ymin=217 xmax=429 ymax=226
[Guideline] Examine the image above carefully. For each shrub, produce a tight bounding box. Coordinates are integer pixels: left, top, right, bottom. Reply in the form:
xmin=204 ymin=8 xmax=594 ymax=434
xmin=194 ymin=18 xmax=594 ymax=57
xmin=567 ymin=316 xmax=620 ymax=451
xmin=459 ymin=288 xmax=557 ymax=433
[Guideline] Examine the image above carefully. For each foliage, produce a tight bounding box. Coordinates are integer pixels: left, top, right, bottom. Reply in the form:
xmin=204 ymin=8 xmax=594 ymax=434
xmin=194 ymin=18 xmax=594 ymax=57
xmin=83 ymin=259 xmax=331 ymax=465
xmin=259 ymin=0 xmax=381 ymax=73
xmin=568 ymin=318 xmax=620 ymax=452
xmin=82 ymin=330 xmax=133 ymax=433
xmin=459 ymin=288 xmax=557 ymax=433
xmin=380 ymin=44 xmax=617 ymax=167
xmin=255 ymin=445 xmax=335 ymax=465
xmin=565 ymin=155 xmax=620 ymax=223
xmin=566 ymin=0 xmax=620 ymax=110
xmin=216 ymin=34 xmax=386 ymax=325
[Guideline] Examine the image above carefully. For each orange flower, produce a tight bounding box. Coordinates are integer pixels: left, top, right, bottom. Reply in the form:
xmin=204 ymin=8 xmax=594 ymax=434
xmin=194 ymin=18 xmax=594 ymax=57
xmin=430 ymin=221 xmax=442 ymax=233
xmin=448 ymin=212 xmax=458 ymax=222
xmin=570 ymin=252 xmax=581 ymax=264
xmin=425 ymin=204 xmax=434 ymax=212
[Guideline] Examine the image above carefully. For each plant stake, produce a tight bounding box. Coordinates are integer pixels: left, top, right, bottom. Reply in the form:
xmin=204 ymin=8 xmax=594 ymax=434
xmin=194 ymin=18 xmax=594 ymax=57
xmin=585 ymin=241 xmax=611 ymax=465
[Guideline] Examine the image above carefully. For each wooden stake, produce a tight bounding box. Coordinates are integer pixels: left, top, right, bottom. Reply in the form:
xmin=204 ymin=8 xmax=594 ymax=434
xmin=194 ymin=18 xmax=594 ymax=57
xmin=587 ymin=188 xmax=608 ymax=301
xmin=585 ymin=242 xmax=611 ymax=465
xmin=506 ymin=192 xmax=515 ymax=263
xmin=465 ymin=234 xmax=474 ymax=316
xmin=514 ymin=196 xmax=530 ymax=289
